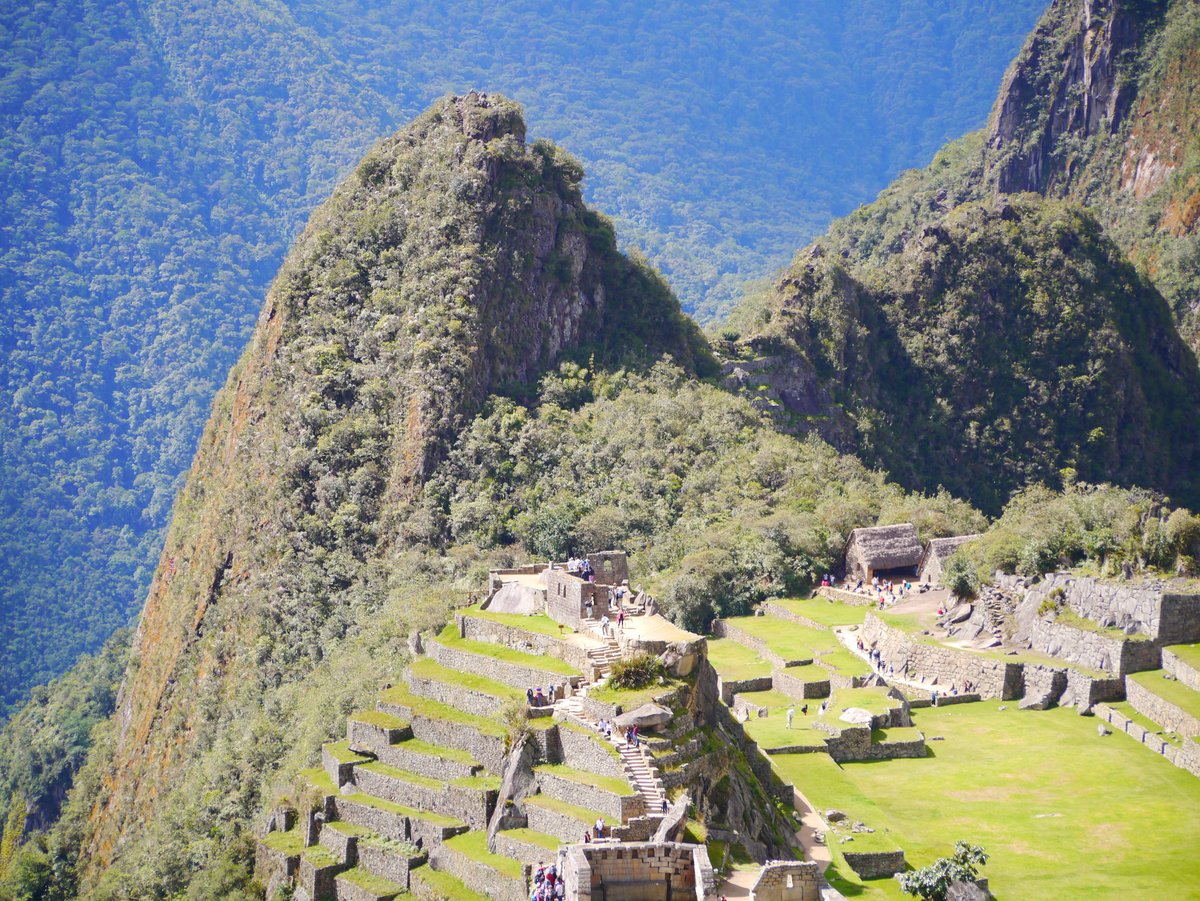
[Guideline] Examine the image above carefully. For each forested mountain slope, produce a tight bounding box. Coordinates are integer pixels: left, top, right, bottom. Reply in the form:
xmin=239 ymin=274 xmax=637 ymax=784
xmin=727 ymin=0 xmax=1200 ymax=514
xmin=0 ymin=98 xmax=983 ymax=899
xmin=0 ymin=0 xmax=1045 ymax=714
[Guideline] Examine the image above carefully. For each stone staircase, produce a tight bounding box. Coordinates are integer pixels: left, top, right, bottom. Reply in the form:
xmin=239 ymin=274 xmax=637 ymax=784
xmin=618 ymin=740 xmax=667 ymax=814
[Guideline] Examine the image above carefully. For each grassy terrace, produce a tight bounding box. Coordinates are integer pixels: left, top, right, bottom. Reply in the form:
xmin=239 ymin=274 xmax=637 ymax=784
xmin=359 ymin=760 xmax=444 ymax=790
xmin=722 ymin=615 xmax=822 ymax=662
xmin=379 ymin=684 xmax=507 ymax=737
xmin=325 ymin=820 xmax=375 ymax=838
xmin=435 ymin=625 xmax=579 ymax=676
xmin=772 ymin=596 xmax=869 ymax=627
xmin=393 ymin=737 xmax=480 ymax=767
xmin=408 ymin=657 xmax=524 ymax=701
xmin=1103 ymin=701 xmax=1185 ymax=748
xmin=1055 ymin=608 xmax=1150 ymax=641
xmin=525 ymin=794 xmax=607 ymax=827
xmin=535 ymin=763 xmax=635 ymax=797
xmin=339 ymin=866 xmax=405 ymax=896
xmin=412 ymin=867 xmax=489 ymax=901
xmin=303 ymin=844 xmax=340 ymax=868
xmin=502 ymin=827 xmax=561 ymax=851
xmin=462 ymin=606 xmax=571 ymax=638
xmin=557 ymin=719 xmax=622 ymax=759
xmin=741 ymin=710 xmax=827 ymax=750
xmin=1130 ymin=670 xmax=1200 ymax=721
xmin=816 ymin=648 xmax=872 ymax=678
xmin=775 ymin=701 xmax=1200 ymax=899
xmin=349 ymin=709 xmax=409 ymax=730
xmin=444 ymin=831 xmax=526 ymax=879
xmin=1167 ymin=643 xmax=1200 ymax=671
xmin=341 ymin=790 xmax=465 ymax=827
xmin=262 ymin=828 xmax=304 ymax=855
xmin=300 ymin=766 xmax=338 ymax=796
xmin=323 ymin=740 xmax=372 ymax=764
xmin=821 ymin=686 xmax=897 ymax=717
xmin=707 ymin=638 xmax=773 ymax=680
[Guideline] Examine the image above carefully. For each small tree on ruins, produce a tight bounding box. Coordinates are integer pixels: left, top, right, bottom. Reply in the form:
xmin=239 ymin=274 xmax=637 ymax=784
xmin=899 ymin=841 xmax=989 ymax=901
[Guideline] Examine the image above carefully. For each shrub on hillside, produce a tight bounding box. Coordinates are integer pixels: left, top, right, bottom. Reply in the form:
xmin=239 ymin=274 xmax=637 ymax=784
xmin=898 ymin=840 xmax=989 ymax=901
xmin=608 ymin=654 xmax=666 ymax=691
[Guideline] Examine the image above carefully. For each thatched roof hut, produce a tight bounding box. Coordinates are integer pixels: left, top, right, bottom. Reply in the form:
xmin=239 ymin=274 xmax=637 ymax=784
xmin=918 ymin=534 xmax=981 ymax=585
xmin=843 ymin=523 xmax=922 ymax=582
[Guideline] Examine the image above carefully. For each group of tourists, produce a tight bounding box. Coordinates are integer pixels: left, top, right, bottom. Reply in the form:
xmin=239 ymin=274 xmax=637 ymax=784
xmin=531 ymin=862 xmax=565 ymax=899
xmin=526 ymin=684 xmax=569 ymax=709
xmin=566 ymin=557 xmax=596 ymax=582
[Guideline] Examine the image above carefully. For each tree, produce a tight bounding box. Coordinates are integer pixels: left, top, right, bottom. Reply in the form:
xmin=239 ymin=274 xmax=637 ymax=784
xmin=899 ymin=841 xmax=989 ymax=901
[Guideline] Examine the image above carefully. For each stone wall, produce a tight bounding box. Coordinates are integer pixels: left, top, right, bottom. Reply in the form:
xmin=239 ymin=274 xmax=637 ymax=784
xmin=546 ymin=569 xmax=603 ymax=630
xmin=1125 ymin=677 xmax=1200 ymax=740
xmin=254 ymin=843 xmax=297 ymax=901
xmin=841 ymin=849 xmax=905 ymax=880
xmin=1163 ymin=648 xmax=1200 ymax=692
xmin=297 ymin=855 xmax=339 ymax=901
xmin=333 ymin=795 xmax=466 ymax=847
xmin=1029 ymin=573 xmax=1200 ymax=644
xmin=428 ymin=637 xmax=579 ymax=695
xmin=1094 ymin=703 xmax=1200 ymax=778
xmin=1027 ymin=616 xmax=1160 ymax=677
xmin=347 ymin=717 xmax=411 ymax=754
xmin=535 ymin=769 xmax=640 ymax=822
xmin=375 ymin=702 xmax=507 ymax=774
xmin=762 ymin=601 xmax=830 ymax=632
xmin=357 ymin=841 xmax=425 ymax=886
xmin=586 ymin=551 xmax=630 ymax=585
xmin=323 ymin=746 xmax=360 ymax=787
xmin=750 ymin=860 xmax=822 ymax=901
xmin=430 ymin=844 xmax=529 ymax=901
xmin=559 ymin=841 xmax=715 ymax=901
xmin=772 ymin=668 xmax=831 ymax=700
xmin=457 ymin=614 xmax=593 ymax=674
xmin=351 ymin=766 xmax=496 ymax=831
xmin=375 ymin=742 xmax=480 ymax=781
xmin=859 ymin=615 xmax=1023 ymax=699
xmin=405 ymin=670 xmax=511 ymax=719
xmin=551 ymin=722 xmax=628 ymax=781
xmin=719 ymin=675 xmax=775 ymax=705
xmin=489 ymin=564 xmax=547 ymax=594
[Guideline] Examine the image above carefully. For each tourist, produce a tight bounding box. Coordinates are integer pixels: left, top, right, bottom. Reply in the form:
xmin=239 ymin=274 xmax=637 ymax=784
xmin=661 ymin=798 xmax=669 ymax=813
xmin=617 ymin=609 xmax=625 ymax=630
xmin=786 ymin=706 xmax=795 ymax=729
xmin=595 ymin=817 xmax=605 ymax=839
xmin=526 ymin=687 xmax=534 ymax=706
xmin=583 ymin=830 xmax=591 ymax=843
xmin=600 ymin=614 xmax=610 ymax=637
xmin=633 ymin=725 xmax=640 ymax=747
xmin=535 ymin=687 xmax=545 ymax=706
xmin=932 ymin=690 xmax=939 ymax=706
xmin=801 ymin=704 xmax=808 ymax=716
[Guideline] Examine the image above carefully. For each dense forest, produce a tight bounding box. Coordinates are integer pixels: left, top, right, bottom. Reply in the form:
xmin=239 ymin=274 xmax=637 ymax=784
xmin=0 ymin=0 xmax=1045 ymax=715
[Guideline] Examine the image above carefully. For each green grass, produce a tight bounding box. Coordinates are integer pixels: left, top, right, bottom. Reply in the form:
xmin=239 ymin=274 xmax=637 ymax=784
xmin=1130 ymin=670 xmax=1200 ymax=721
xmin=502 ymin=827 xmax=561 ymax=852
xmin=299 ymin=766 xmax=338 ymax=796
xmin=302 ymin=844 xmax=341 ymax=868
xmin=822 ymin=686 xmax=897 ymax=718
xmin=341 ymin=791 xmax=465 ymax=827
xmin=411 ymin=866 xmax=490 ymax=901
xmin=379 ymin=684 xmax=507 ymax=737
xmin=443 ymin=831 xmax=525 ymax=879
xmin=435 ymin=625 xmax=579 ymax=675
xmin=735 ymin=688 xmax=803 ymax=709
xmin=324 ymin=820 xmax=376 ymax=838
xmin=1167 ymin=643 xmax=1200 ymax=672
xmin=359 ymin=760 xmax=445 ymax=789
xmin=772 ymin=596 xmax=869 ymax=627
xmin=722 ymin=615 xmax=823 ymax=662
xmin=774 ymin=701 xmax=1200 ymax=899
xmin=349 ymin=709 xmax=409 ymax=730
xmin=815 ymin=648 xmax=873 ymax=678
xmin=392 ymin=737 xmax=480 ymax=767
xmin=1055 ymin=608 xmax=1150 ymax=642
xmin=525 ymin=794 xmax=607 ymax=827
xmin=450 ymin=774 xmax=502 ymax=792
xmin=338 ymin=866 xmax=405 ymax=896
xmin=261 ymin=828 xmax=305 ymax=855
xmin=535 ymin=763 xmax=635 ymax=797
xmin=871 ymin=726 xmax=923 ymax=743
xmin=322 ymin=740 xmax=372 ymax=765
xmin=706 ymin=638 xmax=774 ymax=680
xmin=587 ymin=679 xmax=676 ymax=709
xmin=463 ymin=606 xmax=571 ymax=638
xmin=408 ymin=657 xmax=524 ymax=701
xmin=741 ymin=710 xmax=827 ymax=750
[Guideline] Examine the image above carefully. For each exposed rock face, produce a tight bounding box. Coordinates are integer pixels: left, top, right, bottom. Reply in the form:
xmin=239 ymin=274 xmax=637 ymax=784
xmin=75 ymin=93 xmax=711 ymax=885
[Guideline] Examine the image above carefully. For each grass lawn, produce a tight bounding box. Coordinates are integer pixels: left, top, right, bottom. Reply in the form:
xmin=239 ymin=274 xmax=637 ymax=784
xmin=723 ymin=615 xmax=827 ymax=662
xmin=435 ymin=625 xmax=580 ymax=675
xmin=741 ymin=710 xmax=827 ymax=750
xmin=525 ymin=794 xmax=606 ymax=827
xmin=261 ymin=828 xmax=305 ymax=855
xmin=299 ymin=766 xmax=338 ymax=796
xmin=822 ymin=687 xmax=897 ymax=717
xmin=349 ymin=709 xmax=408 ymax=730
xmin=816 ymin=648 xmax=873 ymax=678
xmin=408 ymin=656 xmax=524 ymax=701
xmin=1104 ymin=701 xmax=1184 ymax=747
xmin=359 ymin=759 xmax=445 ymax=789
xmin=1167 ymin=643 xmax=1200 ymax=672
xmin=736 ymin=688 xmax=804 ymax=710
xmin=393 ymin=737 xmax=480 ymax=767
xmin=443 ymin=830 xmax=526 ymax=879
xmin=339 ymin=866 xmax=405 ymax=895
xmin=1129 ymin=670 xmax=1200 ymax=720
xmin=707 ymin=638 xmax=774 ymax=680
xmin=588 ymin=679 xmax=680 ymax=710
xmin=411 ymin=866 xmax=490 ymax=901
xmin=1055 ymin=608 xmax=1150 ymax=642
xmin=341 ymin=790 xmax=465 ymax=827
xmin=463 ymin=607 xmax=571 ymax=639
xmin=322 ymin=740 xmax=372 ymax=764
xmin=774 ymin=701 xmax=1200 ymax=899
xmin=772 ymin=597 xmax=869 ymax=627
xmin=502 ymin=827 xmax=561 ymax=852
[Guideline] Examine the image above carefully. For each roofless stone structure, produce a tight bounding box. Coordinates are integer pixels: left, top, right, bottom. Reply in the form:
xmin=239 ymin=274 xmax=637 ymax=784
xmin=918 ymin=534 xmax=980 ymax=585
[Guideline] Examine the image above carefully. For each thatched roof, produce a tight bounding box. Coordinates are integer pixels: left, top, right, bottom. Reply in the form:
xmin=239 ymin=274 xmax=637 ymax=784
xmin=846 ymin=523 xmax=922 ymax=569
xmin=925 ymin=534 xmax=981 ymax=562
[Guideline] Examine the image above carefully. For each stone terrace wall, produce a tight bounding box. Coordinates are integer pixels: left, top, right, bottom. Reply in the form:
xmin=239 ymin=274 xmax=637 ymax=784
xmin=430 ymin=843 xmax=528 ymax=901
xmin=536 ymin=768 xmax=640 ymax=822
xmin=1095 ymin=704 xmax=1200 ymax=778
xmin=1159 ymin=594 xmax=1200 ymax=645
xmin=1163 ymin=648 xmax=1200 ymax=692
xmin=718 ymin=675 xmax=774 ymax=705
xmin=457 ymin=614 xmax=594 ymax=674
xmin=428 ymin=637 xmax=579 ymax=694
xmin=859 ymin=614 xmax=1023 ymax=699
xmin=405 ymin=670 xmax=508 ymax=719
xmin=550 ymin=722 xmax=627 ymax=781
xmin=1126 ymin=677 xmax=1200 ymax=740
xmin=1028 ymin=617 xmax=1161 ymax=677
xmin=772 ymin=668 xmax=831 ymax=700
xmin=712 ymin=620 xmax=811 ymax=667
xmin=842 ymin=849 xmax=906 ymax=880
xmin=750 ymin=860 xmax=822 ymax=901
xmin=1031 ymin=574 xmax=1200 ymax=644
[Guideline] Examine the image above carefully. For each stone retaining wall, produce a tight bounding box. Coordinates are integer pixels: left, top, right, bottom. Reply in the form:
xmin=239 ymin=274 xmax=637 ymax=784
xmin=815 ymin=587 xmax=875 ymax=607
xmin=428 ymin=638 xmax=579 ymax=695
xmin=405 ymin=670 xmax=508 ymax=720
xmin=335 ymin=873 xmax=395 ymax=901
xmin=535 ymin=769 xmax=639 ymax=822
xmin=772 ymin=668 xmax=831 ymax=699
xmin=1029 ymin=574 xmax=1200 ymax=644
xmin=1163 ymin=648 xmax=1200 ymax=692
xmin=712 ymin=620 xmax=811 ymax=667
xmin=842 ymin=849 xmax=905 ymax=880
xmin=1095 ymin=704 xmax=1200 ymax=778
xmin=1126 ymin=677 xmax=1200 ymax=740
xmin=429 ymin=844 xmax=529 ymax=901
xmin=254 ymin=843 xmax=296 ymax=901
xmin=1028 ymin=616 xmax=1160 ymax=677
xmin=551 ymin=723 xmax=627 ymax=781
xmin=358 ymin=841 xmax=425 ymax=887
xmin=323 ymin=746 xmax=360 ymax=787
xmin=297 ymin=855 xmax=339 ymax=901
xmin=750 ymin=860 xmax=822 ymax=901
xmin=348 ymin=718 xmax=411 ymax=755
xmin=493 ymin=831 xmax=555 ymax=866
xmin=318 ymin=825 xmax=356 ymax=865
xmin=351 ymin=766 xmax=496 ymax=831
xmin=860 ymin=614 xmax=1023 ymax=699
xmin=559 ymin=842 xmax=713 ymax=901
xmin=374 ymin=742 xmax=480 ymax=781
xmin=717 ymin=675 xmax=774 ymax=705
xmin=375 ymin=702 xmax=507 ymax=774
xmin=333 ymin=795 xmax=467 ymax=848
xmin=525 ymin=799 xmax=591 ymax=843
xmin=457 ymin=614 xmax=594 ymax=674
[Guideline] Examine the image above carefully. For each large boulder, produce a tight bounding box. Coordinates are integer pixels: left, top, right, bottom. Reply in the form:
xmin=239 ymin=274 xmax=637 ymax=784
xmin=614 ymin=703 xmax=673 ymax=730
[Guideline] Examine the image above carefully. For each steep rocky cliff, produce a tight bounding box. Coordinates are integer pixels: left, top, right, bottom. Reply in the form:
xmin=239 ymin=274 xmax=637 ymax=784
xmin=727 ymin=0 xmax=1200 ymax=513
xmin=70 ymin=92 xmax=711 ymax=892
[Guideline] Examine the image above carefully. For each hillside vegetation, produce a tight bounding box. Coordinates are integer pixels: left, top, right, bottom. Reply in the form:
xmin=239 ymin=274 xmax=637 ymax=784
xmin=0 ymin=0 xmax=1046 ymax=714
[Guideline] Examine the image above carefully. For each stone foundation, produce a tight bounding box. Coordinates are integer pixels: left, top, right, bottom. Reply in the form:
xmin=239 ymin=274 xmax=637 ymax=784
xmin=560 ymin=841 xmax=716 ymax=901
xmin=841 ymin=848 xmax=905 ymax=880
